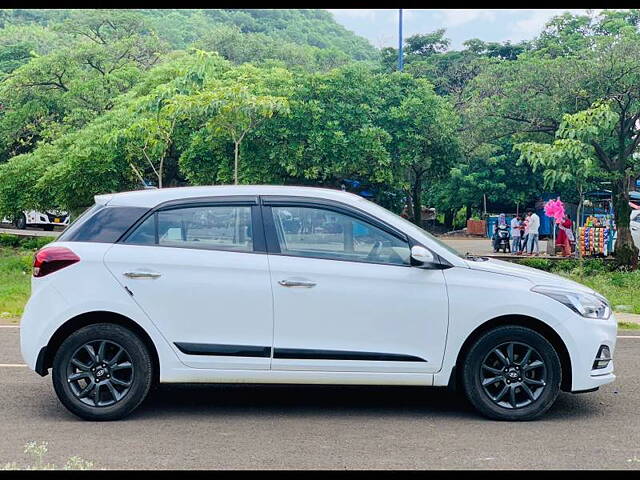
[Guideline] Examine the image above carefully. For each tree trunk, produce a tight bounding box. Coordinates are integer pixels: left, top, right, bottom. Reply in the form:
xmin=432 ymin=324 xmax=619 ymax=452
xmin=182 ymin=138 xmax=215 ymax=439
xmin=234 ymin=141 xmax=239 ymax=185
xmin=158 ymin=157 xmax=163 ymax=189
xmin=444 ymin=209 xmax=455 ymax=230
xmin=411 ymin=179 xmax=422 ymax=228
xmin=404 ymin=190 xmax=414 ymax=221
xmin=612 ymin=175 xmax=638 ymax=269
xmin=465 ymin=205 xmax=472 ymax=220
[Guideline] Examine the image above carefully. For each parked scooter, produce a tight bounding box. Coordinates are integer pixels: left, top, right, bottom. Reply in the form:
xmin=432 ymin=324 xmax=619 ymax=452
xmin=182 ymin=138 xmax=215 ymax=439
xmin=494 ymin=224 xmax=511 ymax=253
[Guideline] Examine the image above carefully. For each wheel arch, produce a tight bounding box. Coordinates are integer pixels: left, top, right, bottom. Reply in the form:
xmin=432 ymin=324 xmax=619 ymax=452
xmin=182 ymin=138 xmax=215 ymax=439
xmin=449 ymin=314 xmax=572 ymax=393
xmin=40 ymin=311 xmax=160 ymax=385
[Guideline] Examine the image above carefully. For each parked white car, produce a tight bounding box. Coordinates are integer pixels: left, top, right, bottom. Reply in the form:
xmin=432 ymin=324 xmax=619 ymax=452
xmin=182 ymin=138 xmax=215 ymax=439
xmin=20 ymin=186 xmax=616 ymax=421
xmin=2 ymin=210 xmax=70 ymax=230
xmin=632 ymin=210 xmax=640 ymax=250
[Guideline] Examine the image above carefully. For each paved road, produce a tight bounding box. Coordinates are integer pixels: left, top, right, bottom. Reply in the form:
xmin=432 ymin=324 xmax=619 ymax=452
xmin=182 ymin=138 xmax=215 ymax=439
xmin=441 ymin=237 xmax=550 ymax=257
xmin=0 ymin=225 xmax=62 ymax=238
xmin=0 ymin=327 xmax=638 ymax=470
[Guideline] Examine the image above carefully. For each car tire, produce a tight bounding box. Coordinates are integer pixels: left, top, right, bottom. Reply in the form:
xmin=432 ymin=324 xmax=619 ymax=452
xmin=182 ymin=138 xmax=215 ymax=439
xmin=462 ymin=325 xmax=561 ymax=421
xmin=52 ymin=323 xmax=153 ymax=421
xmin=14 ymin=213 xmax=26 ymax=230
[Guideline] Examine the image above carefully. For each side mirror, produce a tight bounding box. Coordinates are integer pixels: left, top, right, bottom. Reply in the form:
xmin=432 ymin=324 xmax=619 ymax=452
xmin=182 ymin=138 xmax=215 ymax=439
xmin=410 ymin=245 xmax=437 ymax=268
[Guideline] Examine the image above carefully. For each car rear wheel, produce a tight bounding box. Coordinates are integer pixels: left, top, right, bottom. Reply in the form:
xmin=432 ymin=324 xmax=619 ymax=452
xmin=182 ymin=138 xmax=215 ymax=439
xmin=52 ymin=323 xmax=153 ymax=421
xmin=462 ymin=325 xmax=561 ymax=421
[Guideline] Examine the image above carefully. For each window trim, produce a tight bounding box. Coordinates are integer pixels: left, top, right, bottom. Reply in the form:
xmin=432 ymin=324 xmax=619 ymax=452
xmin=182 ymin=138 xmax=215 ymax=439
xmin=118 ymin=196 xmax=266 ymax=254
xmin=261 ymin=198 xmax=413 ymax=267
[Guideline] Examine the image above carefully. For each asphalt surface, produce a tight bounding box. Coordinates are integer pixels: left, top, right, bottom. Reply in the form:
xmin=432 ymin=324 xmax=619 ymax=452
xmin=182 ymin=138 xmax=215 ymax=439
xmin=0 ymin=225 xmax=63 ymax=237
xmin=0 ymin=327 xmax=639 ymax=470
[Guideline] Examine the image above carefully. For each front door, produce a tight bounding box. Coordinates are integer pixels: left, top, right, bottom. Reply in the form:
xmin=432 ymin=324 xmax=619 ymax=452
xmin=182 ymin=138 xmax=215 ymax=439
xmin=104 ymin=200 xmax=273 ymax=370
xmin=263 ymin=201 xmax=449 ymax=374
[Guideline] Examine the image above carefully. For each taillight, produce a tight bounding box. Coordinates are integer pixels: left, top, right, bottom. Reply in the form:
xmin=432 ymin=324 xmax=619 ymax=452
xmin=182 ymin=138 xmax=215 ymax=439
xmin=33 ymin=246 xmax=80 ymax=277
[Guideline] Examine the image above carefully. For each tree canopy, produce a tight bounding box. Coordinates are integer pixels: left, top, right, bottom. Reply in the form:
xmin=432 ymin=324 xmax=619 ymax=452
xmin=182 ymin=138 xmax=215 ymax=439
xmin=1 ymin=9 xmax=640 ymax=265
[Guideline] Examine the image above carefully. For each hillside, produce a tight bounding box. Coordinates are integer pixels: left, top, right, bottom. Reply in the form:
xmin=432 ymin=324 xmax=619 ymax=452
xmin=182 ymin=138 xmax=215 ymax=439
xmin=0 ymin=9 xmax=377 ymax=60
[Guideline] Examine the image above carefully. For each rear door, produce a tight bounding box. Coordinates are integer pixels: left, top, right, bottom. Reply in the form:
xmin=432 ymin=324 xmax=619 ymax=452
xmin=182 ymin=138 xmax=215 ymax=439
xmin=104 ymin=197 xmax=274 ymax=370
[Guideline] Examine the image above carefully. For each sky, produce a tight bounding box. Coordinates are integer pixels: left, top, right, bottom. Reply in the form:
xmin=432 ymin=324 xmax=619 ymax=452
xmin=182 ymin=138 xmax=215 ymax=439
xmin=328 ymin=9 xmax=596 ymax=50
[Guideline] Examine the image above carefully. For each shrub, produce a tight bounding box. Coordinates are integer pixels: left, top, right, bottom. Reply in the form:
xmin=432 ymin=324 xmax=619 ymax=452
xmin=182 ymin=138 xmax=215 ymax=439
xmin=581 ymin=259 xmax=610 ymax=276
xmin=0 ymin=234 xmax=21 ymax=248
xmin=516 ymin=258 xmax=553 ymax=271
xmin=0 ymin=235 xmax=54 ymax=251
xmin=552 ymin=259 xmax=577 ymax=273
xmin=20 ymin=237 xmax=55 ymax=250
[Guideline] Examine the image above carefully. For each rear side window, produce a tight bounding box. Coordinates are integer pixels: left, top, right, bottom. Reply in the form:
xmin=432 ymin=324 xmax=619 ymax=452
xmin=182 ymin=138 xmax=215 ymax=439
xmin=125 ymin=205 xmax=254 ymax=252
xmin=59 ymin=206 xmax=149 ymax=243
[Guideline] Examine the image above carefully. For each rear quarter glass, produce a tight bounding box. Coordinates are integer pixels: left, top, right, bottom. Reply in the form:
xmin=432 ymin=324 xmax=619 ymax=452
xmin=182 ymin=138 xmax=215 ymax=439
xmin=58 ymin=206 xmax=149 ymax=243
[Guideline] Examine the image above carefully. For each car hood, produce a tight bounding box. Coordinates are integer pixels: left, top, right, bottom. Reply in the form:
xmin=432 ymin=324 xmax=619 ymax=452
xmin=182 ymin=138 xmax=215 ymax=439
xmin=464 ymin=258 xmax=596 ymax=293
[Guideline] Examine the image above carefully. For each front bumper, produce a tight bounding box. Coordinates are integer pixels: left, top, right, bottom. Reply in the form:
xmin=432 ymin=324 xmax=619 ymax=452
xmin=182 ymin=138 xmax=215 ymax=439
xmin=565 ymin=312 xmax=617 ymax=392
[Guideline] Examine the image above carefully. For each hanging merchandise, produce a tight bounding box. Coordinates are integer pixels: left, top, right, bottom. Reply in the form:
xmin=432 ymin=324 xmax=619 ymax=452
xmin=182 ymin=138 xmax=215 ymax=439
xmin=578 ymin=224 xmax=610 ymax=257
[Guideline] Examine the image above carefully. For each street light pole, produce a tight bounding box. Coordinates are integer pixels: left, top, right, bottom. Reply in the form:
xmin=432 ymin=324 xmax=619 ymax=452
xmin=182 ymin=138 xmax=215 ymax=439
xmin=398 ymin=9 xmax=403 ymax=71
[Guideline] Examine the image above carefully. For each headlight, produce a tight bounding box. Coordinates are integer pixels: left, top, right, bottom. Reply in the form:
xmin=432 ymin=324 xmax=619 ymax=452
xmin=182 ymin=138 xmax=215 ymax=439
xmin=531 ymin=285 xmax=611 ymax=319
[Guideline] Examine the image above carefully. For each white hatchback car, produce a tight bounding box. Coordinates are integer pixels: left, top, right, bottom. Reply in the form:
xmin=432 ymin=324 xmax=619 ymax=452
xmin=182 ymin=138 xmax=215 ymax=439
xmin=20 ymin=186 xmax=616 ymax=421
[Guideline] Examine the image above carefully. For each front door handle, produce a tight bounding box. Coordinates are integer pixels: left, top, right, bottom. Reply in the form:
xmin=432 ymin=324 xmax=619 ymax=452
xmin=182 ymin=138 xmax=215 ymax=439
xmin=123 ymin=271 xmax=162 ymax=279
xmin=278 ymin=280 xmax=316 ymax=288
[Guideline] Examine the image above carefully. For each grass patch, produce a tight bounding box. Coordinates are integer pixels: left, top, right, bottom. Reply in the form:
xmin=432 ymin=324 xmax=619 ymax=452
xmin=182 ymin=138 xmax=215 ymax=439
xmin=517 ymin=258 xmax=640 ymax=315
xmin=0 ymin=236 xmax=55 ymax=318
xmin=618 ymin=321 xmax=640 ymax=330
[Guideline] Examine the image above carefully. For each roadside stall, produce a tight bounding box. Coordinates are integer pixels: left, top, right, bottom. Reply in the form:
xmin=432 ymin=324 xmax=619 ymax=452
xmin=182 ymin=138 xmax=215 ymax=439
xmin=578 ymin=215 xmax=613 ymax=257
xmin=578 ymin=191 xmax=616 ymax=257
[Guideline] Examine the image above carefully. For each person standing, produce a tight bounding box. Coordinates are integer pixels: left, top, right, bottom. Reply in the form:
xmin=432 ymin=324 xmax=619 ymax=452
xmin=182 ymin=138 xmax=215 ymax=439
xmin=510 ymin=215 xmax=521 ymax=254
xmin=526 ymin=208 xmax=540 ymax=255
xmin=556 ymin=214 xmax=574 ymax=257
xmin=519 ymin=216 xmax=528 ymax=254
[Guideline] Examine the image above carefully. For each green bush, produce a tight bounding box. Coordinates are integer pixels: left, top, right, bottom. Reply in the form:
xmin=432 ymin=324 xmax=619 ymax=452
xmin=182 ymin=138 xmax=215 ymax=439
xmin=516 ymin=258 xmax=553 ymax=271
xmin=0 ymin=234 xmax=54 ymax=251
xmin=0 ymin=234 xmax=22 ymax=248
xmin=20 ymin=237 xmax=55 ymax=250
xmin=518 ymin=258 xmax=616 ymax=275
xmin=552 ymin=259 xmax=577 ymax=273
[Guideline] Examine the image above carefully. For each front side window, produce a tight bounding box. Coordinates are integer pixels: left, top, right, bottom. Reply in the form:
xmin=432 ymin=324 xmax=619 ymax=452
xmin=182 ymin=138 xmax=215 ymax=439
xmin=271 ymin=206 xmax=410 ymax=265
xmin=125 ymin=205 xmax=253 ymax=252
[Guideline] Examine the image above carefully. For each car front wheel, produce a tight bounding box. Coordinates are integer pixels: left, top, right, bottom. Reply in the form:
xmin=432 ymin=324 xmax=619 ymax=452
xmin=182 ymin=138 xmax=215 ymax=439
xmin=462 ymin=325 xmax=561 ymax=421
xmin=52 ymin=323 xmax=153 ymax=421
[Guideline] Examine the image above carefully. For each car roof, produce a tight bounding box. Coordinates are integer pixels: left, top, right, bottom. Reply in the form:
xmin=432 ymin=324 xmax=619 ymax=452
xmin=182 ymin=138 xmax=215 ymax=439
xmin=96 ymin=185 xmax=367 ymax=209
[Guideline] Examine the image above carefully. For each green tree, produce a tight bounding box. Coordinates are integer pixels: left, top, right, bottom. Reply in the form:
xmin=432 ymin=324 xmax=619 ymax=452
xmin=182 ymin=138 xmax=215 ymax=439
xmin=387 ymin=80 xmax=460 ymax=225
xmin=467 ymin=20 xmax=640 ymax=266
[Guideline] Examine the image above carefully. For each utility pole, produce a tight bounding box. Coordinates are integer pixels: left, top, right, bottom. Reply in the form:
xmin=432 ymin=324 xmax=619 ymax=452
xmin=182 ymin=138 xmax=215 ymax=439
xmin=398 ymin=9 xmax=403 ymax=71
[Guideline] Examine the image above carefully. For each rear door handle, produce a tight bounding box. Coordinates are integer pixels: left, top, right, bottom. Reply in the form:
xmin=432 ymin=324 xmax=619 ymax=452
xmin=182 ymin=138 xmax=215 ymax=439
xmin=278 ymin=280 xmax=316 ymax=288
xmin=123 ymin=271 xmax=162 ymax=279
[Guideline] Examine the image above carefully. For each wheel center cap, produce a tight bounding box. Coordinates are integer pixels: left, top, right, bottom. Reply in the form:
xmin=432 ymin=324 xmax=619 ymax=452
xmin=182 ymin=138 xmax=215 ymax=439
xmin=506 ymin=368 xmax=518 ymax=379
xmin=95 ymin=367 xmax=108 ymax=379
